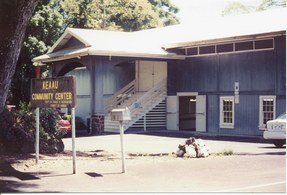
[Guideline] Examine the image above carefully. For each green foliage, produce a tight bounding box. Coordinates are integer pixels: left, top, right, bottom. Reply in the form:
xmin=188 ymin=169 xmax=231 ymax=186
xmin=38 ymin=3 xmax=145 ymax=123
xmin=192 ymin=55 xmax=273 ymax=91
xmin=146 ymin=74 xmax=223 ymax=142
xmin=0 ymin=103 xmax=65 ymax=154
xmin=63 ymin=114 xmax=72 ymax=121
xmin=221 ymin=1 xmax=254 ymax=16
xmin=40 ymin=108 xmax=61 ymax=137
xmin=212 ymin=149 xmax=234 ymax=156
xmin=60 ymin=0 xmax=179 ymax=31
xmin=8 ymin=0 xmax=180 ymax=106
xmin=257 ymin=0 xmax=286 ymax=11
xmin=222 ymin=0 xmax=286 ymax=16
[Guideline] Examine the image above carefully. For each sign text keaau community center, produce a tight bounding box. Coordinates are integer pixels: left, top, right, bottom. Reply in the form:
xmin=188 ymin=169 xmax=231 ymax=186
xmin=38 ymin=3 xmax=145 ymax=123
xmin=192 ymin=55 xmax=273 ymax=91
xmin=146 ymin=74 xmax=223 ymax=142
xmin=31 ymin=76 xmax=76 ymax=108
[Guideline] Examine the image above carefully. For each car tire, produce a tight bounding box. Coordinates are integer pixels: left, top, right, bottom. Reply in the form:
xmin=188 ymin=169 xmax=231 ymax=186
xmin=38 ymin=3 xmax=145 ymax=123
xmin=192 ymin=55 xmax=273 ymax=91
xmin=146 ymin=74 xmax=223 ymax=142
xmin=273 ymin=140 xmax=286 ymax=148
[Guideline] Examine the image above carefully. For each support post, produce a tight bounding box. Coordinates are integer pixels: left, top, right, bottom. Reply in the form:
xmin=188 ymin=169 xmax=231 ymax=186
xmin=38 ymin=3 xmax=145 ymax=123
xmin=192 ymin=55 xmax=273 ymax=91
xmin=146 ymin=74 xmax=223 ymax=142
xmin=35 ymin=107 xmax=40 ymax=164
xmin=143 ymin=114 xmax=146 ymax=131
xmin=120 ymin=121 xmax=126 ymax=173
xmin=72 ymin=108 xmax=76 ymax=174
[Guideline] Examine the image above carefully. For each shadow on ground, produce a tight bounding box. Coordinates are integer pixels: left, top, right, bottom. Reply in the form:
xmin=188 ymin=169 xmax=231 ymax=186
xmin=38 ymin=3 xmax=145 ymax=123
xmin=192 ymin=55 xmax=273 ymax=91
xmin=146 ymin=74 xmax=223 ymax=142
xmin=0 ymin=153 xmax=61 ymax=192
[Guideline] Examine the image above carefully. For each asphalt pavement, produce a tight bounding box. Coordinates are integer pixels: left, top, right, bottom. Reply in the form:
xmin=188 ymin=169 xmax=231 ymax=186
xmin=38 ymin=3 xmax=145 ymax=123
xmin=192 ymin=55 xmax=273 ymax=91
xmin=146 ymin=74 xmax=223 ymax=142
xmin=0 ymin=131 xmax=286 ymax=193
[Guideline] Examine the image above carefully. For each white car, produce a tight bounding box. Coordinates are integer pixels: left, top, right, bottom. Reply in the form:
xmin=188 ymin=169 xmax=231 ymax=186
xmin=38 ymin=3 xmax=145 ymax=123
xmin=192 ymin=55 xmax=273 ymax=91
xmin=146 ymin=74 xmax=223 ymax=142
xmin=263 ymin=113 xmax=286 ymax=147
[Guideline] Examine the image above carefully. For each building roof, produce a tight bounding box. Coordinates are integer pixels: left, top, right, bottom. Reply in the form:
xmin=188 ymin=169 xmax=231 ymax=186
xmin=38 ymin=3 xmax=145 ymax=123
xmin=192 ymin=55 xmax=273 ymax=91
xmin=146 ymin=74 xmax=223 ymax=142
xmin=33 ymin=8 xmax=286 ymax=65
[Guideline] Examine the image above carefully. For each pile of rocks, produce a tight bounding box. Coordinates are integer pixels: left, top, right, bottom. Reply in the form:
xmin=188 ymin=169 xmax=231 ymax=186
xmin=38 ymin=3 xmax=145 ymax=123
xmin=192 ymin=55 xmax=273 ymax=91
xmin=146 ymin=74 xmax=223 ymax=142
xmin=175 ymin=137 xmax=209 ymax=158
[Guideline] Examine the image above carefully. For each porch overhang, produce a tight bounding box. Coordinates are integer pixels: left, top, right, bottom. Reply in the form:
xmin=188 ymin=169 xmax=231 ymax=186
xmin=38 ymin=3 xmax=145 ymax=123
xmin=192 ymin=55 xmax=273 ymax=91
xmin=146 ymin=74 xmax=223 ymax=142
xmin=33 ymin=47 xmax=185 ymax=65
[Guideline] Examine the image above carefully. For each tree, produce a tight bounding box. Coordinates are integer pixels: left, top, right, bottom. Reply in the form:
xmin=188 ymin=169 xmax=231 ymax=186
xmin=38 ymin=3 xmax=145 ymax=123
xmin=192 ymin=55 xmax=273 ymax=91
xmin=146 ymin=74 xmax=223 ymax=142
xmin=8 ymin=0 xmax=180 ymax=106
xmin=0 ymin=0 xmax=40 ymax=112
xmin=10 ymin=0 xmax=64 ymax=106
xmin=221 ymin=1 xmax=254 ymax=16
xmin=60 ymin=0 xmax=179 ymax=31
xmin=257 ymin=0 xmax=286 ymax=11
xmin=222 ymin=0 xmax=286 ymax=16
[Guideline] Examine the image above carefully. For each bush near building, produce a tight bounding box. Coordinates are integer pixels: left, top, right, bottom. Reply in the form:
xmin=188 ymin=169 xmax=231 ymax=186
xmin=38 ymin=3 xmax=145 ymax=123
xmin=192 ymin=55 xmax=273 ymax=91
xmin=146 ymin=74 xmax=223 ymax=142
xmin=0 ymin=102 xmax=66 ymax=154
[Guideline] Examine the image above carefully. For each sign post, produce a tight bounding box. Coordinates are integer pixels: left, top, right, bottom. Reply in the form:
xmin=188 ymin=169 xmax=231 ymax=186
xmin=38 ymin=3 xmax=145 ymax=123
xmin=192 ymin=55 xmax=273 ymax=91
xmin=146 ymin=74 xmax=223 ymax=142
xmin=119 ymin=121 xmax=126 ymax=173
xmin=35 ymin=108 xmax=40 ymax=164
xmin=35 ymin=65 xmax=40 ymax=164
xmin=110 ymin=107 xmax=131 ymax=173
xmin=71 ymin=107 xmax=76 ymax=174
xmin=31 ymin=76 xmax=77 ymax=173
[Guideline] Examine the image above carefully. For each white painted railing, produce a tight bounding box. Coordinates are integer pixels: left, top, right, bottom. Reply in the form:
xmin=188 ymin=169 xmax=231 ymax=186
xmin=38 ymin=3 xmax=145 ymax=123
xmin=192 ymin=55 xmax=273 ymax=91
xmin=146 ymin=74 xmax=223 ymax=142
xmin=105 ymin=80 xmax=136 ymax=113
xmin=104 ymin=78 xmax=167 ymax=132
xmin=123 ymin=78 xmax=167 ymax=128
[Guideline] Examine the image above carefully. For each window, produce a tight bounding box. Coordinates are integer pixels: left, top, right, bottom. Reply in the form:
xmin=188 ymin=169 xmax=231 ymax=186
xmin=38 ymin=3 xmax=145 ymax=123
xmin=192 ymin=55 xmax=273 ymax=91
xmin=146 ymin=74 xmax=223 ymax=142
xmin=220 ymin=96 xmax=235 ymax=128
xmin=217 ymin=43 xmax=233 ymax=53
xmin=255 ymin=39 xmax=274 ymax=50
xmin=186 ymin=47 xmax=198 ymax=56
xmin=235 ymin=41 xmax=253 ymax=51
xmin=199 ymin=45 xmax=215 ymax=55
xmin=259 ymin=96 xmax=276 ymax=130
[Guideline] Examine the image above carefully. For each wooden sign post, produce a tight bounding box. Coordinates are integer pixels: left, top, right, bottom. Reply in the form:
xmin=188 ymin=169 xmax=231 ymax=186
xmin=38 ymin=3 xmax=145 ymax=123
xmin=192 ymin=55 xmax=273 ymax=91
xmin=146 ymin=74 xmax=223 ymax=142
xmin=30 ymin=76 xmax=77 ymax=174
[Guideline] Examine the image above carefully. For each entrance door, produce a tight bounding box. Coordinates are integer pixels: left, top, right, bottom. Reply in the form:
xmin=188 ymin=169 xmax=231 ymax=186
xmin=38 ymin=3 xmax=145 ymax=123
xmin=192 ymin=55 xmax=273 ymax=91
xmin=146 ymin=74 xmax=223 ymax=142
xmin=196 ymin=95 xmax=206 ymax=132
xmin=178 ymin=95 xmax=206 ymax=132
xmin=136 ymin=61 xmax=167 ymax=92
xmin=167 ymin=96 xmax=178 ymax=130
xmin=179 ymin=96 xmax=196 ymax=131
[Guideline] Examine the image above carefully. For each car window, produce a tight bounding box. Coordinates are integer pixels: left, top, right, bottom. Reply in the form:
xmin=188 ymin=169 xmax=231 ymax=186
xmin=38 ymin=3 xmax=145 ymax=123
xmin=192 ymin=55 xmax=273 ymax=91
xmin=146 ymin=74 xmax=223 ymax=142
xmin=277 ymin=113 xmax=286 ymax=119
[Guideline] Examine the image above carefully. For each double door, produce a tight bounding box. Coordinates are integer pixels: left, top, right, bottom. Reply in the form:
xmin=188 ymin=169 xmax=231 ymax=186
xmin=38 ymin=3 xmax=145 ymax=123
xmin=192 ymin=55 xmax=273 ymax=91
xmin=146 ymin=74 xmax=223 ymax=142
xmin=167 ymin=94 xmax=206 ymax=132
xmin=136 ymin=61 xmax=167 ymax=92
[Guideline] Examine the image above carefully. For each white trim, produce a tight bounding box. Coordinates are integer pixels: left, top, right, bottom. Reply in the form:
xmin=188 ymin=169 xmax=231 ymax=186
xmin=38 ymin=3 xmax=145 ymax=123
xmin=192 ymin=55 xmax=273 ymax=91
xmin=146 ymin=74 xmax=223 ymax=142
xmin=259 ymin=96 xmax=276 ymax=130
xmin=185 ymin=38 xmax=274 ymax=58
xmin=48 ymin=28 xmax=92 ymax=53
xmin=177 ymin=92 xmax=198 ymax=96
xmin=220 ymin=96 xmax=235 ymax=129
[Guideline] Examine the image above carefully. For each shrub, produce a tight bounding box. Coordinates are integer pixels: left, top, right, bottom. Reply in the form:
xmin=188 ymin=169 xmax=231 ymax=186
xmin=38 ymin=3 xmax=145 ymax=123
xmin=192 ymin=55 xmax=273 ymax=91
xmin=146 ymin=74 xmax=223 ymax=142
xmin=0 ymin=102 xmax=65 ymax=154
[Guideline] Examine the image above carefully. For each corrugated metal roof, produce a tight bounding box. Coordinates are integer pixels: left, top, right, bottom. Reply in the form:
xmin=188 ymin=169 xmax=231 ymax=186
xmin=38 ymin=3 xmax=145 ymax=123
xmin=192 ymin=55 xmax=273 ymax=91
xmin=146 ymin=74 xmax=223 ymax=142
xmin=33 ymin=8 xmax=286 ymax=64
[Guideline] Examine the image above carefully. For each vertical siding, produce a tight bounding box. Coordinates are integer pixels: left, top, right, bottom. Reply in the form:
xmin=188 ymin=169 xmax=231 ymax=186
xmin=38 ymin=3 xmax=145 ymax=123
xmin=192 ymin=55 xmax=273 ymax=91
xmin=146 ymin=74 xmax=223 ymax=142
xmin=167 ymin=35 xmax=286 ymax=137
xmin=207 ymin=95 xmax=219 ymax=135
xmin=277 ymin=96 xmax=286 ymax=116
xmin=67 ymin=68 xmax=91 ymax=121
xmin=67 ymin=68 xmax=90 ymax=96
xmin=275 ymin=36 xmax=286 ymax=96
xmin=103 ymin=60 xmax=135 ymax=95
xmin=228 ymin=95 xmax=260 ymax=136
xmin=218 ymin=51 xmax=275 ymax=92
xmin=66 ymin=56 xmax=135 ymax=120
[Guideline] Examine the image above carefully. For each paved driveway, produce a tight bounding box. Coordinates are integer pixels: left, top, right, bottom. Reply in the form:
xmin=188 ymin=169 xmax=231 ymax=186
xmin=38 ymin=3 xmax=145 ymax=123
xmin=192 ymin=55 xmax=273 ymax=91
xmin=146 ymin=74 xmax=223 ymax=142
xmin=1 ymin=132 xmax=286 ymax=193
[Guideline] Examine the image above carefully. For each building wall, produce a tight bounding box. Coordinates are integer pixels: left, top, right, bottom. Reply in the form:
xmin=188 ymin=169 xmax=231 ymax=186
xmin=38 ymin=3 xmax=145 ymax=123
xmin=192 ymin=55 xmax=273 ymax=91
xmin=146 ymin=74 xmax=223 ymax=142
xmin=66 ymin=56 xmax=135 ymax=121
xmin=167 ymin=35 xmax=286 ymax=136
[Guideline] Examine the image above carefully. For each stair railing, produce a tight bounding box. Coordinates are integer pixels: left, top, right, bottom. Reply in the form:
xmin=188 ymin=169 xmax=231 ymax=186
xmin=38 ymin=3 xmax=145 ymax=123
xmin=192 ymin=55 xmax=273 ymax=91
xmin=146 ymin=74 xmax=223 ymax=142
xmin=105 ymin=80 xmax=136 ymax=113
xmin=124 ymin=78 xmax=167 ymax=128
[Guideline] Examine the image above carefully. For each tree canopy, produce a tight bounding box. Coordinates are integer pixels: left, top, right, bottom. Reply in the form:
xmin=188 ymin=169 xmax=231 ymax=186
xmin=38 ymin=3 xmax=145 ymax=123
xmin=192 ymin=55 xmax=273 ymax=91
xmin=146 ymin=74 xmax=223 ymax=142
xmin=222 ymin=0 xmax=286 ymax=16
xmin=8 ymin=0 xmax=180 ymax=106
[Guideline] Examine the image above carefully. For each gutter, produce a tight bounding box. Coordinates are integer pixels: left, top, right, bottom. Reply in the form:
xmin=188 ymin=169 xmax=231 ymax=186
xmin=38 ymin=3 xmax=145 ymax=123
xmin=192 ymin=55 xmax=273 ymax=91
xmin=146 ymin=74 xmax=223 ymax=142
xmin=33 ymin=49 xmax=185 ymax=66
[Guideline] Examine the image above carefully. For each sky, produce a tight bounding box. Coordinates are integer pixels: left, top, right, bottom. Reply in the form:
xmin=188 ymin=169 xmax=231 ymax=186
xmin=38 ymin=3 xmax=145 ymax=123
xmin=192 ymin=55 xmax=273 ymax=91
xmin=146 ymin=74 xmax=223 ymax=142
xmin=170 ymin=0 xmax=263 ymax=24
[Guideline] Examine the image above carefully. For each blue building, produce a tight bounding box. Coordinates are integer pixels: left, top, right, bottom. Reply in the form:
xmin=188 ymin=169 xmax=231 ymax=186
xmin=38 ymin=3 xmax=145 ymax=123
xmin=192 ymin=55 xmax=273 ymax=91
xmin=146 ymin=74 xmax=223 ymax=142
xmin=33 ymin=8 xmax=286 ymax=137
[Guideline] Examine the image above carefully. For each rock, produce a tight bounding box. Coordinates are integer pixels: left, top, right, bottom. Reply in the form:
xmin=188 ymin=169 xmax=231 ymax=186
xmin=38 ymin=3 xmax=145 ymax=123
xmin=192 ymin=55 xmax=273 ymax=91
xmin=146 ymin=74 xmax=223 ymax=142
xmin=185 ymin=145 xmax=197 ymax=158
xmin=174 ymin=137 xmax=209 ymax=158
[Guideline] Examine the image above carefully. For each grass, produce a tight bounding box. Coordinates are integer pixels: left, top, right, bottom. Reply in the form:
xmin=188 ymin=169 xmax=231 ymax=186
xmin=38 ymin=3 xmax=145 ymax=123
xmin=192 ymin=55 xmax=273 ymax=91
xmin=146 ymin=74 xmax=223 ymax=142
xmin=212 ymin=149 xmax=234 ymax=156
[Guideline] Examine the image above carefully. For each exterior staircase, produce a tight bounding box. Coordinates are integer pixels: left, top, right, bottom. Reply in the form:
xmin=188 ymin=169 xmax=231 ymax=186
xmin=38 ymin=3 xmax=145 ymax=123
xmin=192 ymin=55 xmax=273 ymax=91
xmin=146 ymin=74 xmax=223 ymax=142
xmin=104 ymin=78 xmax=167 ymax=132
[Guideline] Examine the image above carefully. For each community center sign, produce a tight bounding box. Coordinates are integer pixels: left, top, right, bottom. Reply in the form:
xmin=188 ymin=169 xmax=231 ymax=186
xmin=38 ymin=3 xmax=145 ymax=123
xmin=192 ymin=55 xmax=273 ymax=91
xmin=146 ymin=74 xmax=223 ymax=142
xmin=31 ymin=76 xmax=76 ymax=108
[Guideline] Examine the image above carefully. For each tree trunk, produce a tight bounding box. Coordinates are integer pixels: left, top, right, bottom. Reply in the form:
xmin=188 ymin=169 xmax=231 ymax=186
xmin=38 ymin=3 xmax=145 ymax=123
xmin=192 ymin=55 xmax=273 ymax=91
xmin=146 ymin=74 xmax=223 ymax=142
xmin=0 ymin=0 xmax=40 ymax=112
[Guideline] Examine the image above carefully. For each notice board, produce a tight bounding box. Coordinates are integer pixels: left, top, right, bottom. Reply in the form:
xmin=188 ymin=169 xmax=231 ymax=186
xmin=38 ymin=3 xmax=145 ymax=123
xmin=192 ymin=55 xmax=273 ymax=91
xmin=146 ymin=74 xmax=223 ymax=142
xmin=31 ymin=76 xmax=76 ymax=108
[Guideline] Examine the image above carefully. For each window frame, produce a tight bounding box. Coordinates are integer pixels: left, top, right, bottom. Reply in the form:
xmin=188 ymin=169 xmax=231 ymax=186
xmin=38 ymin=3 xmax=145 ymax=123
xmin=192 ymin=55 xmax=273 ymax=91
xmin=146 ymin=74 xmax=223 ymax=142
xmin=259 ymin=96 xmax=276 ymax=130
xmin=220 ymin=96 xmax=235 ymax=129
